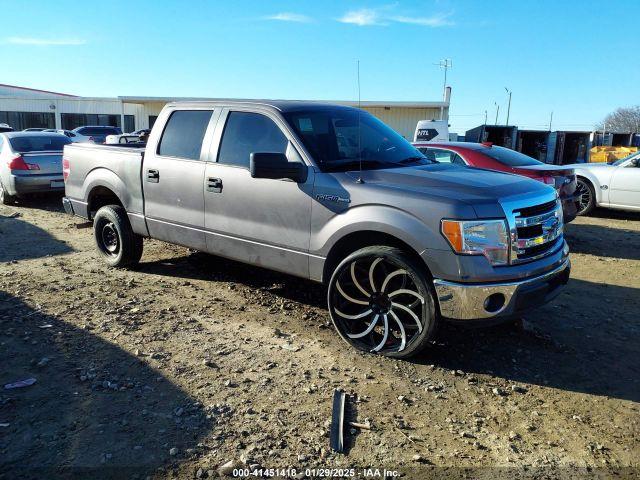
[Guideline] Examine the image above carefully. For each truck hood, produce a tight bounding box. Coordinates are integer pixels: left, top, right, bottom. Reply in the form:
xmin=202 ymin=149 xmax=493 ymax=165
xmin=346 ymin=164 xmax=554 ymax=217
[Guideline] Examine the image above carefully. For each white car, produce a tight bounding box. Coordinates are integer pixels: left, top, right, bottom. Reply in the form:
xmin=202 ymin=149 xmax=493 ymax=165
xmin=569 ymin=152 xmax=640 ymax=215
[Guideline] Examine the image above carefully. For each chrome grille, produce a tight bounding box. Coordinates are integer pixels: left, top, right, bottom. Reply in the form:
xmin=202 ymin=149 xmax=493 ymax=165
xmin=502 ymin=194 xmax=564 ymax=265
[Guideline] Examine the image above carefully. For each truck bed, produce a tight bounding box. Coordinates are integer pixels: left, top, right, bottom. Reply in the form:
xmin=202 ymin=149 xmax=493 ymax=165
xmin=63 ymin=142 xmax=146 ymax=220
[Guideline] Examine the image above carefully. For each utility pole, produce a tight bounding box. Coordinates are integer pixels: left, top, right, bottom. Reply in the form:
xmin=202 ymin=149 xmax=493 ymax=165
xmin=504 ymin=87 xmax=512 ymax=125
xmin=549 ymin=111 xmax=553 ymax=131
xmin=434 ymin=59 xmax=452 ymax=121
xmin=484 ymin=110 xmax=488 ymax=125
xmin=494 ymin=102 xmax=500 ymax=125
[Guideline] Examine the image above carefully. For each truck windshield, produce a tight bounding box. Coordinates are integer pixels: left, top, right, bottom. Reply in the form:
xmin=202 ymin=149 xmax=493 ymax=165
xmin=9 ymin=135 xmax=72 ymax=152
xmin=481 ymin=146 xmax=542 ymax=167
xmin=284 ymin=108 xmax=432 ymax=172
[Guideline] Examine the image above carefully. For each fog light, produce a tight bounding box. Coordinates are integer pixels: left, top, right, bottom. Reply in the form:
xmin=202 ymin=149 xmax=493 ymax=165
xmin=484 ymin=293 xmax=506 ymax=313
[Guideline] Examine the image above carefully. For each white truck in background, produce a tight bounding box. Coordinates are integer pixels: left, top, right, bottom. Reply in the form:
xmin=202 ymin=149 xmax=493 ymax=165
xmin=413 ymin=119 xmax=449 ymax=143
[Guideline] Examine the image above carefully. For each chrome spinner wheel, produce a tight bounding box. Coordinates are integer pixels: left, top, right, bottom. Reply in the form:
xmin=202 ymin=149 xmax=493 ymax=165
xmin=328 ymin=247 xmax=434 ymax=357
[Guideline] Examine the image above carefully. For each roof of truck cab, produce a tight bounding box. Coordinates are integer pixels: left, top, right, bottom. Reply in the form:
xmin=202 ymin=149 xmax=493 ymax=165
xmin=163 ymin=99 xmax=374 ymax=112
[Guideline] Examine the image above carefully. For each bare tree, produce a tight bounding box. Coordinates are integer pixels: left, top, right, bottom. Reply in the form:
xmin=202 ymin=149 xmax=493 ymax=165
xmin=596 ymin=106 xmax=640 ymax=132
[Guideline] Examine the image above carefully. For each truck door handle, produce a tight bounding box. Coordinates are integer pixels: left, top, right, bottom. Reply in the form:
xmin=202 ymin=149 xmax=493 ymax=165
xmin=147 ymin=169 xmax=159 ymax=183
xmin=206 ymin=177 xmax=223 ymax=193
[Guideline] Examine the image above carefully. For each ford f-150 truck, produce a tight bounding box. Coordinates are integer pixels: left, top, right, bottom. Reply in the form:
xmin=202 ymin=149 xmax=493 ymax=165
xmin=62 ymin=101 xmax=570 ymax=358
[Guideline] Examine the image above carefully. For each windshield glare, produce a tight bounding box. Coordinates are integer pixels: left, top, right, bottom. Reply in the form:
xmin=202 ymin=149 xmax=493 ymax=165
xmin=9 ymin=135 xmax=72 ymax=152
xmin=284 ymin=108 xmax=431 ymax=171
xmin=482 ymin=145 xmax=542 ymax=167
xmin=611 ymin=152 xmax=639 ymax=166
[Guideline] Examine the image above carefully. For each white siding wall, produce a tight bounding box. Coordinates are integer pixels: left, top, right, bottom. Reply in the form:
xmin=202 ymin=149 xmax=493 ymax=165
xmin=1 ymin=88 xmax=446 ymax=138
xmin=0 ymin=96 xmax=143 ymax=129
xmin=362 ymin=107 xmax=444 ymax=139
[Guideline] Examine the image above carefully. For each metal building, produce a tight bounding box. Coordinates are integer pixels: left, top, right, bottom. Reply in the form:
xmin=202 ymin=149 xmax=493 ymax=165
xmin=0 ymin=83 xmax=449 ymax=139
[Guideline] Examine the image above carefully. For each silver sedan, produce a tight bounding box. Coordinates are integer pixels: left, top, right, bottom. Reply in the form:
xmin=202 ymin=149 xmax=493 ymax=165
xmin=0 ymin=131 xmax=71 ymax=205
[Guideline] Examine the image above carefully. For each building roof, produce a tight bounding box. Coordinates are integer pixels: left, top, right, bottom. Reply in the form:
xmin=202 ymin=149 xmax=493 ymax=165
xmin=0 ymin=83 xmax=78 ymax=98
xmin=119 ymin=96 xmax=449 ymax=109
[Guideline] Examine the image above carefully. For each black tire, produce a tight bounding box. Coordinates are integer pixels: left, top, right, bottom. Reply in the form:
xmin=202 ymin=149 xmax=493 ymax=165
xmin=327 ymin=246 xmax=438 ymax=358
xmin=0 ymin=181 xmax=16 ymax=206
xmin=575 ymin=177 xmax=595 ymax=216
xmin=93 ymin=205 xmax=143 ymax=268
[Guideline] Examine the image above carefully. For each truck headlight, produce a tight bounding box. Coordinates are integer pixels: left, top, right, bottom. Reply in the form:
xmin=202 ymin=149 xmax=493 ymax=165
xmin=441 ymin=219 xmax=509 ymax=266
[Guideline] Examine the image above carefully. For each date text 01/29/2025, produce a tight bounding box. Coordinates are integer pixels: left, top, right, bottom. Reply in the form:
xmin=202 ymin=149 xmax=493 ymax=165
xmin=232 ymin=468 xmax=401 ymax=478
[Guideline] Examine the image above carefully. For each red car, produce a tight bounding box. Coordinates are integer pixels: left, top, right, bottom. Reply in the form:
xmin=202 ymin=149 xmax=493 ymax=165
xmin=413 ymin=142 xmax=579 ymax=223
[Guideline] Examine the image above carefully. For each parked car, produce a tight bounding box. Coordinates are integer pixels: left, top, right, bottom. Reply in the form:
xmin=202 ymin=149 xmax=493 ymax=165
xmin=568 ymin=151 xmax=640 ymax=215
xmin=0 ymin=132 xmax=71 ymax=204
xmin=413 ymin=142 xmax=579 ymax=223
xmin=131 ymin=129 xmax=151 ymax=136
xmin=43 ymin=129 xmax=82 ymax=141
xmin=105 ymin=134 xmax=144 ymax=145
xmin=71 ymin=126 xmax=122 ymax=144
xmin=0 ymin=123 xmax=13 ymax=133
xmin=62 ymin=101 xmax=569 ymax=358
xmin=23 ymin=128 xmax=48 ymax=132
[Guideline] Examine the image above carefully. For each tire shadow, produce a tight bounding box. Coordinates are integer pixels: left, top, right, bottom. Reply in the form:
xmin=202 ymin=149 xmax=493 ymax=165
xmin=0 ymin=291 xmax=213 ymax=479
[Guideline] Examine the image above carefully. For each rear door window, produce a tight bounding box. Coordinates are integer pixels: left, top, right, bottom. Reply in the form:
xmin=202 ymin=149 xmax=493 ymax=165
xmin=217 ymin=112 xmax=288 ymax=168
xmin=157 ymin=110 xmax=213 ymax=160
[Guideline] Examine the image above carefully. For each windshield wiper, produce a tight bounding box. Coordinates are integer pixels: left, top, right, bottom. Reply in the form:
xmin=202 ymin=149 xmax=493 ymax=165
xmin=324 ymin=159 xmax=397 ymax=172
xmin=398 ymin=156 xmax=431 ymax=165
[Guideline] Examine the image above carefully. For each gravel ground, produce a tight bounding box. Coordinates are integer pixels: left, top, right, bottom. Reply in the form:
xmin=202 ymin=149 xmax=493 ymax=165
xmin=0 ymin=196 xmax=638 ymax=480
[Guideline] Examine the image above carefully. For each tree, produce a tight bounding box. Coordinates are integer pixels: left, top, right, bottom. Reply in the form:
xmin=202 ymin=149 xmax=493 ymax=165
xmin=596 ymin=106 xmax=640 ymax=132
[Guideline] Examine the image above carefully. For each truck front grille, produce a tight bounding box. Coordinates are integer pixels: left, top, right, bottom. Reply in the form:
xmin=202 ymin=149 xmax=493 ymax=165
xmin=508 ymin=198 xmax=563 ymax=264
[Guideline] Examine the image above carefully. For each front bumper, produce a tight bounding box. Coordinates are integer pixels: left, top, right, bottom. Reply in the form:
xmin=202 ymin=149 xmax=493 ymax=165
xmin=433 ymin=257 xmax=570 ymax=321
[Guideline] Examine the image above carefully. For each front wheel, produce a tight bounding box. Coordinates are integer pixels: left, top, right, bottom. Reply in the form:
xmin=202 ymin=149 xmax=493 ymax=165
xmin=327 ymin=246 xmax=438 ymax=358
xmin=93 ymin=205 xmax=143 ymax=268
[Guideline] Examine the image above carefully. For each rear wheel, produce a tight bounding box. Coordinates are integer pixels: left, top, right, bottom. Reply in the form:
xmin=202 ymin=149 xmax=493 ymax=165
xmin=0 ymin=181 xmax=16 ymax=205
xmin=93 ymin=205 xmax=143 ymax=268
xmin=327 ymin=246 xmax=438 ymax=358
xmin=575 ymin=178 xmax=595 ymax=215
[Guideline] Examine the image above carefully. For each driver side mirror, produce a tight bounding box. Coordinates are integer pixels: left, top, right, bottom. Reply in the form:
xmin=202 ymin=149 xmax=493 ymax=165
xmin=632 ymin=158 xmax=640 ymax=167
xmin=250 ymin=152 xmax=308 ymax=183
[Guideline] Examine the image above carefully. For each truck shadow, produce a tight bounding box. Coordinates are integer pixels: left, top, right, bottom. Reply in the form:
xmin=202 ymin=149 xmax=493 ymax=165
xmin=0 ymin=291 xmax=212 ymax=478
xmin=139 ymin=252 xmax=640 ymax=403
xmin=0 ymin=212 xmax=73 ymax=262
xmin=139 ymin=251 xmax=327 ymax=309
xmin=565 ymin=222 xmax=640 ymax=260
xmin=416 ymin=278 xmax=640 ymax=403
xmin=4 ymin=193 xmax=65 ymax=212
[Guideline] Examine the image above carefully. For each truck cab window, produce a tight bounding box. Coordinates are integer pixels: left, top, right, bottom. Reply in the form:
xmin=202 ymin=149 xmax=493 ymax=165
xmin=217 ymin=112 xmax=287 ymax=168
xmin=158 ymin=110 xmax=212 ymax=160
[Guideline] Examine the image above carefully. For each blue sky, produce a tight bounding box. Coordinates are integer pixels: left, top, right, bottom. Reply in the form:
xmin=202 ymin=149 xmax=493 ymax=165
xmin=1 ymin=0 xmax=637 ymax=133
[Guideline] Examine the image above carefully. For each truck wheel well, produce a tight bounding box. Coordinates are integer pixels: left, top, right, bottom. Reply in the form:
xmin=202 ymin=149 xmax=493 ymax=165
xmin=88 ymin=186 xmax=123 ymax=219
xmin=322 ymin=231 xmax=429 ymax=285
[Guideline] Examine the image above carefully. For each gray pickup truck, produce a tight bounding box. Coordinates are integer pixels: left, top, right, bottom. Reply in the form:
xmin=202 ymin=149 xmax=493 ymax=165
xmin=62 ymin=101 xmax=570 ymax=358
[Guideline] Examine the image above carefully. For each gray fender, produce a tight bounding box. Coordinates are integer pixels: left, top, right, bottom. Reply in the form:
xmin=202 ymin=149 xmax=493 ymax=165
xmin=82 ymin=167 xmax=135 ymax=212
xmin=311 ymin=205 xmax=448 ymax=281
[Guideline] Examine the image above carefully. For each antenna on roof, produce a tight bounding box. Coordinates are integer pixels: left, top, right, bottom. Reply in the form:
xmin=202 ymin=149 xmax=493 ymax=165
xmin=356 ymin=60 xmax=364 ymax=184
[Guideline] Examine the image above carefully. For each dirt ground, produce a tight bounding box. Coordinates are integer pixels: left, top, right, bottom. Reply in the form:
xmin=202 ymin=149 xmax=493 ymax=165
xmin=0 ymin=196 xmax=638 ymax=480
